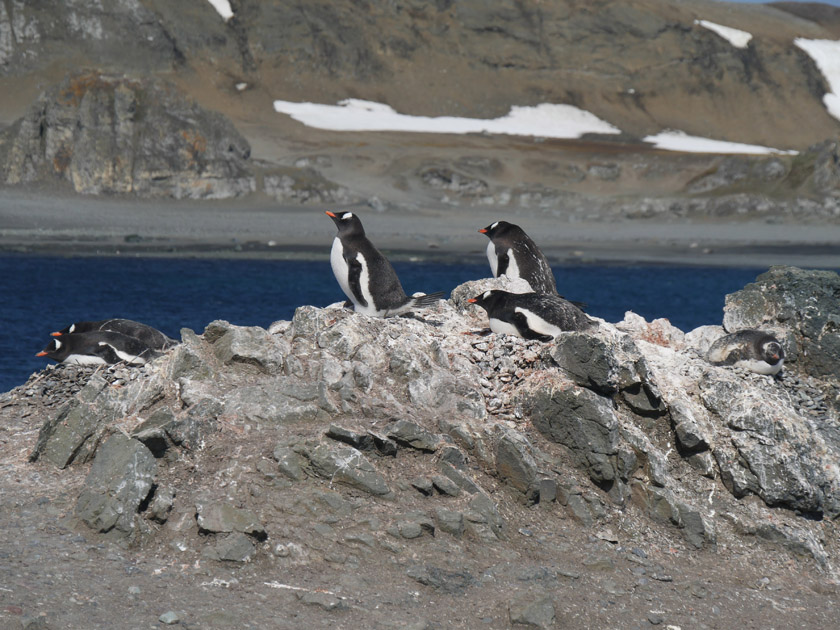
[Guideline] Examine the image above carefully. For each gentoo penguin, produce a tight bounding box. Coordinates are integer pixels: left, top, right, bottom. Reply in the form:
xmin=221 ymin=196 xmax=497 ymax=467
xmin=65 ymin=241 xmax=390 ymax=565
xmin=479 ymin=221 xmax=557 ymax=294
xmin=468 ymin=290 xmax=594 ymax=341
xmin=37 ymin=331 xmax=159 ymax=366
xmin=326 ymin=210 xmax=443 ymax=317
xmin=52 ymin=318 xmax=177 ymax=350
xmin=706 ymin=330 xmax=785 ymax=375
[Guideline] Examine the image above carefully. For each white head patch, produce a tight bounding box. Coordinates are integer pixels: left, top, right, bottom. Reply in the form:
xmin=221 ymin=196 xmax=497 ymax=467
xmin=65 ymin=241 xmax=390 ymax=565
xmin=483 ymin=290 xmax=492 ymax=299
xmin=342 ymin=212 xmax=354 ymax=220
xmin=54 ymin=339 xmax=62 ymax=350
xmin=68 ymin=324 xmax=76 ymax=333
xmin=490 ymin=221 xmax=499 ymax=230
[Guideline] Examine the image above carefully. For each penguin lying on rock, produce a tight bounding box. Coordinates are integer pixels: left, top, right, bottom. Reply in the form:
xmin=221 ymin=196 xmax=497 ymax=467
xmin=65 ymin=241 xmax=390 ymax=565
xmin=479 ymin=220 xmax=557 ymax=295
xmin=706 ymin=329 xmax=785 ymax=375
xmin=468 ymin=289 xmax=594 ymax=341
xmin=326 ymin=210 xmax=443 ymax=317
xmin=37 ymin=331 xmax=160 ymax=366
xmin=52 ymin=318 xmax=178 ymax=350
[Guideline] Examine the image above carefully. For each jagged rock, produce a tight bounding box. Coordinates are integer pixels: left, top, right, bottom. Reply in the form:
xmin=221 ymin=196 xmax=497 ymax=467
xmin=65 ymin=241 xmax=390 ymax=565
xmin=523 ymin=384 xmax=621 ymax=487
xmin=302 ymin=443 xmax=392 ymax=496
xmin=386 ymin=419 xmax=441 ymax=452
xmin=547 ymin=330 xmax=664 ymax=416
xmin=495 ymin=430 xmax=538 ymax=501
xmin=147 ymin=485 xmax=175 ymax=523
xmin=273 ymin=445 xmax=305 ymax=481
xmin=263 ymin=168 xmax=353 ymax=204
xmin=31 ymin=369 xmax=164 ymax=467
xmin=434 ymin=508 xmax=465 ymax=537
xmin=509 ymin=593 xmax=556 ymax=629
xmin=29 ymin=375 xmax=110 ymax=467
xmin=723 ymin=266 xmax=840 ymax=379
xmin=204 ymin=320 xmax=288 ymax=375
xmin=1 ymin=72 xmax=254 ymax=198
xmin=406 ymin=565 xmax=476 ymax=594
xmin=74 ymin=434 xmax=156 ymax=539
xmin=196 ymin=501 xmax=266 ymax=539
xmin=204 ymin=532 xmax=257 ymax=563
xmin=325 ymin=425 xmax=375 ymax=451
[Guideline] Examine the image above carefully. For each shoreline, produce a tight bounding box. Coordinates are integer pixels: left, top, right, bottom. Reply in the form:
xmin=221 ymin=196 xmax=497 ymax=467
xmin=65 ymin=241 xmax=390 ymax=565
xmin=1 ymin=188 xmax=839 ymax=269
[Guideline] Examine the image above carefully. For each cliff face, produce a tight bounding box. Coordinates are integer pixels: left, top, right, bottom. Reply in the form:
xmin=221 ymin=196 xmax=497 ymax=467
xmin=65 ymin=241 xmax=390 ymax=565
xmin=1 ymin=72 xmax=254 ymax=198
xmin=1 ymin=0 xmax=839 ymax=149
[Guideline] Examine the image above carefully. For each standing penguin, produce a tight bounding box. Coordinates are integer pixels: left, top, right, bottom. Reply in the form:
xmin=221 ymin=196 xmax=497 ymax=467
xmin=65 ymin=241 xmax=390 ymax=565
xmin=326 ymin=211 xmax=443 ymax=317
xmin=706 ymin=330 xmax=785 ymax=375
xmin=479 ymin=221 xmax=557 ymax=294
xmin=36 ymin=331 xmax=159 ymax=366
xmin=51 ymin=318 xmax=177 ymax=350
xmin=468 ymin=290 xmax=594 ymax=341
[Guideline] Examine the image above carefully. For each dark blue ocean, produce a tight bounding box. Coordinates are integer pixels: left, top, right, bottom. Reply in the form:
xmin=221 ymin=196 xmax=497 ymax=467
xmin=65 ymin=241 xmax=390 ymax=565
xmin=0 ymin=255 xmax=772 ymax=393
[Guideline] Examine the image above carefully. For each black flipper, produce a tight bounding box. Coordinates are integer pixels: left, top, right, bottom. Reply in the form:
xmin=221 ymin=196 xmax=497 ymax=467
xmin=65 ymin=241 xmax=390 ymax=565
xmin=496 ymin=249 xmax=510 ymax=277
xmin=511 ymin=311 xmax=553 ymax=342
xmin=347 ymin=254 xmax=368 ymax=307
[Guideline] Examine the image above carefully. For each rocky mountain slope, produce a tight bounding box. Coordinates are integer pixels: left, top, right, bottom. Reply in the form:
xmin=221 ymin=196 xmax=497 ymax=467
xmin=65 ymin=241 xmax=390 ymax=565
xmin=1 ymin=1 xmax=840 ymax=207
xmin=1 ymin=266 xmax=839 ymax=628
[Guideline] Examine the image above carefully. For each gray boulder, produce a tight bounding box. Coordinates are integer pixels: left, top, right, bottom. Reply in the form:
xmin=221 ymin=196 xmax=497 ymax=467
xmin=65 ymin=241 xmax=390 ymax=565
xmin=74 ymin=434 xmax=156 ymax=540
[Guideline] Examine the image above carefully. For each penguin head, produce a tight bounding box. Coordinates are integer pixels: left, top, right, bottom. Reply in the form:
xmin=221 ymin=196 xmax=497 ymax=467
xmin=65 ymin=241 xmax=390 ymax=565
xmin=326 ymin=210 xmax=365 ymax=236
xmin=467 ymin=289 xmax=508 ymax=312
xmin=36 ymin=338 xmax=62 ymax=358
xmin=51 ymin=323 xmax=76 ymax=336
xmin=478 ymin=220 xmax=516 ymax=240
xmin=759 ymin=338 xmax=785 ymax=365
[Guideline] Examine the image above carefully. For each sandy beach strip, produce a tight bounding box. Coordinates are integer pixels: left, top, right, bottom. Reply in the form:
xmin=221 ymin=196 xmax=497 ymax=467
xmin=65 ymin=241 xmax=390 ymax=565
xmin=1 ymin=188 xmax=839 ymax=269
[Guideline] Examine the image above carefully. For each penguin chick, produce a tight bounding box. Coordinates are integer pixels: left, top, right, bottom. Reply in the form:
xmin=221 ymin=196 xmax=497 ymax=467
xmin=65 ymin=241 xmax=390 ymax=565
xmin=706 ymin=329 xmax=785 ymax=375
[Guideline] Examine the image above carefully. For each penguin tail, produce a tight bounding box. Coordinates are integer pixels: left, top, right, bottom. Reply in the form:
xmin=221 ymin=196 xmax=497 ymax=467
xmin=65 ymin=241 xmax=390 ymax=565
xmin=409 ymin=292 xmax=445 ymax=308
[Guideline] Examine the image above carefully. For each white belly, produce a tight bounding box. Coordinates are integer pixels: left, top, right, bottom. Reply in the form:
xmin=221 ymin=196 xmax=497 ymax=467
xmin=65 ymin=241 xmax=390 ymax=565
xmin=487 ymin=241 xmax=499 ymax=277
xmin=489 ymin=317 xmax=521 ymax=337
xmin=734 ymin=358 xmax=783 ymax=375
xmin=330 ymin=237 xmax=355 ymax=304
xmin=63 ymin=354 xmax=108 ymax=366
xmin=505 ymin=253 xmax=521 ymax=280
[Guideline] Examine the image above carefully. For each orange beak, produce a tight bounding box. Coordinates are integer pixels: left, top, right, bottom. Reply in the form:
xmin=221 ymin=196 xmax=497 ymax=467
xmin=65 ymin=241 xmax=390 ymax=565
xmin=478 ymin=228 xmax=488 ymax=234
xmin=36 ymin=351 xmax=48 ymax=357
xmin=50 ymin=331 xmax=61 ymax=337
xmin=325 ymin=211 xmax=336 ymax=218
xmin=467 ymin=298 xmax=478 ymax=303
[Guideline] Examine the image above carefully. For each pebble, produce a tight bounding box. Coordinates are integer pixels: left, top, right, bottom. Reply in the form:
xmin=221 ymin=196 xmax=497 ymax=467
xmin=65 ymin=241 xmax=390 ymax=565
xmin=159 ymin=611 xmax=181 ymax=625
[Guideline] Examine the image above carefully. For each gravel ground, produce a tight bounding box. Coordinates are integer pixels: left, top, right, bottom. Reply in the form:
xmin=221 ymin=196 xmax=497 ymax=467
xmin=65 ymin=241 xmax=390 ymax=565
xmin=2 ymin=366 xmax=839 ymax=630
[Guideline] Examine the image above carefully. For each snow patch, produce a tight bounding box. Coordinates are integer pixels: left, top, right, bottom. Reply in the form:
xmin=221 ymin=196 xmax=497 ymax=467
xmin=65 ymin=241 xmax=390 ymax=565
xmin=694 ymin=20 xmax=752 ymax=49
xmin=794 ymin=38 xmax=840 ymax=122
xmin=272 ymin=99 xmax=622 ymax=139
xmin=206 ymin=0 xmax=233 ymax=21
xmin=643 ymin=130 xmax=796 ymax=155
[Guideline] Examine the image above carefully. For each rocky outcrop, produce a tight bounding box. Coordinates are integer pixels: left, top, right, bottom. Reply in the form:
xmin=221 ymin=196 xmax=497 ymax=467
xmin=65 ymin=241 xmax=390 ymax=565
xmin=0 ymin=72 xmax=254 ymax=199
xmin=18 ymin=267 xmax=840 ymax=574
xmin=2 ymin=1 xmax=840 ymax=150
